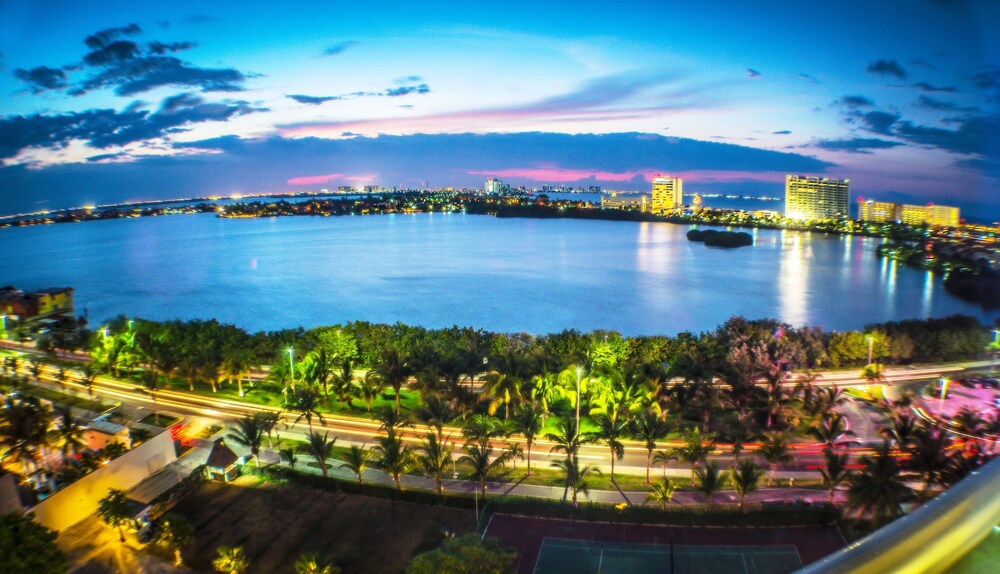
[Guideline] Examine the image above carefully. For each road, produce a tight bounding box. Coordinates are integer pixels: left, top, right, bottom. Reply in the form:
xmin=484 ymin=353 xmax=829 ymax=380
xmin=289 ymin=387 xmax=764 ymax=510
xmin=3 ymin=344 xmax=996 ymax=480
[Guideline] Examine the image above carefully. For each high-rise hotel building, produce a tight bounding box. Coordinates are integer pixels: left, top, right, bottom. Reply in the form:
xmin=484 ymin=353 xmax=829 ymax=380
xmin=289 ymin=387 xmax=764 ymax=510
xmin=651 ymin=175 xmax=683 ymax=213
xmin=785 ymin=175 xmax=850 ymax=221
xmin=484 ymin=178 xmax=503 ymax=194
xmin=860 ymin=200 xmax=960 ymax=228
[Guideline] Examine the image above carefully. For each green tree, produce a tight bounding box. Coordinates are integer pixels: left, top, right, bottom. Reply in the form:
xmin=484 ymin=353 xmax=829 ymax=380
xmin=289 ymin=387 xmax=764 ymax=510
xmin=459 ymin=441 xmax=511 ymax=497
xmin=0 ymin=513 xmax=68 ymax=574
xmin=155 ymin=513 xmax=195 ymax=567
xmin=674 ymin=427 xmax=715 ymax=485
xmin=97 ymin=488 xmax=134 ymax=543
xmin=355 ymin=370 xmax=384 ymax=412
xmin=404 ymin=533 xmax=516 ymax=574
xmin=213 ymin=545 xmax=250 ymax=574
xmin=50 ymin=406 xmax=86 ymax=461
xmin=757 ymin=432 xmax=794 ymax=486
xmin=551 ymin=455 xmax=601 ymax=508
xmin=294 ymin=552 xmax=340 ymax=574
xmin=631 ymin=410 xmax=669 ymax=484
xmin=695 ymin=461 xmax=727 ymax=506
xmin=906 ymin=426 xmax=954 ymax=500
xmin=377 ymin=347 xmax=411 ymax=415
xmin=373 ymin=432 xmax=414 ymax=490
xmin=416 ymin=432 xmax=453 ymax=494
xmin=587 ymin=414 xmax=627 ymax=481
xmin=227 ymin=415 xmax=265 ymax=468
xmin=339 ymin=444 xmax=372 ymax=485
xmin=731 ymin=459 xmax=764 ymax=511
xmin=646 ymin=477 xmax=677 ymax=510
xmin=511 ymin=402 xmax=544 ymax=476
xmin=809 ymin=412 xmax=854 ymax=453
xmin=847 ymin=440 xmax=913 ymax=527
xmin=820 ymin=450 xmax=850 ymax=506
xmin=544 ymin=415 xmax=591 ymax=460
xmin=306 ymin=431 xmax=336 ymax=478
xmin=286 ymin=388 xmax=326 ymax=433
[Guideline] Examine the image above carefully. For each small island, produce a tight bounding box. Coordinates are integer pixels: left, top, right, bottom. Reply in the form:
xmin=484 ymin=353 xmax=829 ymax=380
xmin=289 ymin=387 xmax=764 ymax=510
xmin=686 ymin=228 xmax=754 ymax=248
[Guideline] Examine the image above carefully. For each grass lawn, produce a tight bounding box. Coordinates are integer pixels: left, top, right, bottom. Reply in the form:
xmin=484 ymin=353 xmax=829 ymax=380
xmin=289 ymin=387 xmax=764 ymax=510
xmin=20 ymin=383 xmax=113 ymax=413
xmin=138 ymin=412 xmax=182 ymax=427
xmin=170 ymin=478 xmax=475 ymax=574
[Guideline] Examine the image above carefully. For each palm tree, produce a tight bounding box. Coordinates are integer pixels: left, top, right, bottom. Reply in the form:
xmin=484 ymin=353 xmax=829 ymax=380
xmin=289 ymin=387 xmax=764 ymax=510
xmin=731 ymin=459 xmax=764 ymax=511
xmin=286 ymin=388 xmax=325 ymax=433
xmin=810 ymin=412 xmax=854 ymax=453
xmin=462 ymin=413 xmax=505 ymax=447
xmin=847 ymin=440 xmax=913 ymax=527
xmin=329 ymin=358 xmax=356 ymax=407
xmin=545 ymin=414 xmax=591 ymax=460
xmin=0 ymin=396 xmax=52 ymax=473
xmin=375 ymin=404 xmax=413 ymax=435
xmin=97 ymin=488 xmax=134 ymax=542
xmin=354 ymin=370 xmax=384 ymax=412
xmin=906 ymin=426 xmax=954 ymax=500
xmin=511 ymin=402 xmax=544 ymax=476
xmin=213 ymin=545 xmax=250 ymax=574
xmin=880 ymin=412 xmax=920 ymax=451
xmin=294 ymin=553 xmax=340 ymax=574
xmin=646 ymin=477 xmax=677 ymax=509
xmin=142 ymin=369 xmax=162 ymax=424
xmin=459 ymin=441 xmax=511 ymax=497
xmin=695 ymin=461 xmax=727 ymax=506
xmin=416 ymin=433 xmax=453 ymax=494
xmin=372 ymin=432 xmax=413 ymax=490
xmin=228 ymin=415 xmax=265 ymax=468
xmin=820 ymin=450 xmax=850 ymax=505
xmin=675 ymin=427 xmax=715 ymax=485
xmin=587 ymin=414 xmax=627 ymax=481
xmin=551 ymin=455 xmax=601 ymax=508
xmin=51 ymin=406 xmax=86 ymax=461
xmin=339 ymin=444 xmax=372 ymax=484
xmin=80 ymin=361 xmax=99 ymax=398
xmin=757 ymin=432 xmax=794 ymax=486
xmin=692 ymin=381 xmax=726 ymax=433
xmin=861 ymin=363 xmax=886 ymax=395
xmin=155 ymin=513 xmax=194 ymax=567
xmin=376 ymin=347 xmax=410 ymax=415
xmin=279 ymin=447 xmax=298 ymax=469
xmin=254 ymin=411 xmax=280 ymax=449
xmin=653 ymin=450 xmax=678 ymax=480
xmin=631 ymin=410 xmax=669 ymax=484
xmin=305 ymin=431 xmax=336 ymax=478
xmin=482 ymin=350 xmax=530 ymax=420
xmin=414 ymin=396 xmax=455 ymax=441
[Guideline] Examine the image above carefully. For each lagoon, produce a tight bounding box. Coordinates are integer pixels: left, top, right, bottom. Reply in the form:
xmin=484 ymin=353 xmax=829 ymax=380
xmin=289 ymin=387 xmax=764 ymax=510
xmin=1 ymin=212 xmax=995 ymax=334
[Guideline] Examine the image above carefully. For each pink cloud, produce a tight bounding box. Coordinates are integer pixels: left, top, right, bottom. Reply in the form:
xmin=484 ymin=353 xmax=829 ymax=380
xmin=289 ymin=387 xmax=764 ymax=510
xmin=468 ymin=167 xmax=654 ymax=183
xmin=286 ymin=173 xmax=344 ymax=185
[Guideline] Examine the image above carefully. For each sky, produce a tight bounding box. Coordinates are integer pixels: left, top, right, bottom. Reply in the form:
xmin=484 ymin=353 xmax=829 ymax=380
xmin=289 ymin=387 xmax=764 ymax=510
xmin=1 ymin=0 xmax=998 ymax=219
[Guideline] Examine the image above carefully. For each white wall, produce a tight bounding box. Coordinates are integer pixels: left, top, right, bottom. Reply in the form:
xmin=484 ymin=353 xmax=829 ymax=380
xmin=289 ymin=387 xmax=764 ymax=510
xmin=28 ymin=429 xmax=177 ymax=531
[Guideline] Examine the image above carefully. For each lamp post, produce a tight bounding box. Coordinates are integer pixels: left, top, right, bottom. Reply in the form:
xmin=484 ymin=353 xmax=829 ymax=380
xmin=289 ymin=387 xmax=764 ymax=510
xmin=101 ymin=327 xmax=109 ymax=342
xmin=288 ymin=348 xmax=295 ymax=391
xmin=866 ymin=336 xmax=874 ymax=366
xmin=0 ymin=314 xmax=6 ymax=339
xmin=575 ymin=367 xmax=582 ymax=430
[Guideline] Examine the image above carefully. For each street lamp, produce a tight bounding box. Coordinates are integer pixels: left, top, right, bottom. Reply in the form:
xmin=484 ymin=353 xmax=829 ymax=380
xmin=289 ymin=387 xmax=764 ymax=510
xmin=0 ymin=314 xmax=6 ymax=339
xmin=866 ymin=336 xmax=874 ymax=366
xmin=575 ymin=367 xmax=582 ymax=430
xmin=287 ymin=348 xmax=295 ymax=391
xmin=101 ymin=327 xmax=109 ymax=342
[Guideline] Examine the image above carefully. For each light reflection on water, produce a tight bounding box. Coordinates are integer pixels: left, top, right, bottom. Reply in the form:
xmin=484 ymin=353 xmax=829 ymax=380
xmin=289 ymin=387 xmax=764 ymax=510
xmin=0 ymin=213 xmax=995 ymax=335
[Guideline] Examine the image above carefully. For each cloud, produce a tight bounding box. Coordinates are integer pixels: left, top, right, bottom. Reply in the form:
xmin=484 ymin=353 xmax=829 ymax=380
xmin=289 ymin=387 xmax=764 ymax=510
xmin=394 ymin=75 xmax=422 ymax=84
xmin=147 ymin=41 xmax=197 ymax=55
xmin=772 ymin=130 xmax=792 ymax=135
xmin=0 ymin=94 xmax=263 ymax=160
xmin=840 ymin=95 xmax=874 ymax=108
xmin=13 ymin=25 xmax=249 ymax=97
xmin=910 ymin=58 xmax=937 ymax=70
xmin=14 ymin=66 xmax=68 ymax=93
xmin=866 ymin=59 xmax=907 ymax=79
xmin=83 ymin=24 xmax=141 ymax=50
xmin=915 ymin=95 xmax=977 ymax=112
xmin=286 ymin=173 xmax=345 ymax=185
xmin=813 ymin=137 xmax=903 ymax=154
xmin=856 ymin=110 xmax=901 ymax=135
xmin=288 ymin=94 xmax=341 ymax=105
xmin=893 ymin=116 xmax=996 ymax=155
xmin=746 ymin=68 xmax=761 ymax=77
xmin=795 ymin=73 xmax=819 ymax=84
xmin=384 ymin=84 xmax=430 ymax=97
xmin=322 ymin=41 xmax=357 ymax=56
xmin=911 ymin=81 xmax=956 ymax=93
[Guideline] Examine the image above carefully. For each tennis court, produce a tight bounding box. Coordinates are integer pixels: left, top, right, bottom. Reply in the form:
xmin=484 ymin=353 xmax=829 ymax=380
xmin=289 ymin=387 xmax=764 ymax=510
xmin=532 ymin=538 xmax=803 ymax=574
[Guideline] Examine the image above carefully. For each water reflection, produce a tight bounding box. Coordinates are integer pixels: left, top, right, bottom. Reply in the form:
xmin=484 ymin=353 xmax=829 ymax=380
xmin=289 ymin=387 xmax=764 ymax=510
xmin=779 ymin=230 xmax=808 ymax=326
xmin=922 ymin=270 xmax=935 ymax=317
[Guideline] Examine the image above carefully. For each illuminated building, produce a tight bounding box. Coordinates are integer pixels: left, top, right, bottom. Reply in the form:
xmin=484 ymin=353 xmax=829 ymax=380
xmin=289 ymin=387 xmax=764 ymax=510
xmin=785 ymin=175 xmax=849 ymax=220
xmin=651 ymin=175 xmax=683 ymax=213
xmin=484 ymin=178 xmax=503 ymax=194
xmin=926 ymin=204 xmax=960 ymax=227
xmin=601 ymin=193 xmax=649 ymax=212
xmin=857 ymin=199 xmax=901 ymax=223
xmin=0 ymin=286 xmax=74 ymax=322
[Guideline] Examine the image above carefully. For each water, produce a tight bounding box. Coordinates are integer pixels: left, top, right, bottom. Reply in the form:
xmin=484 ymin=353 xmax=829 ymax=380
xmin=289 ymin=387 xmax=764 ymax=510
xmin=0 ymin=212 xmax=995 ymax=335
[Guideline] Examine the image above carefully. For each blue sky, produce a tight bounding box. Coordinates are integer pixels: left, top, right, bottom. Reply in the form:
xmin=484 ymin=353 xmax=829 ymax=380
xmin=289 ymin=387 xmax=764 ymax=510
xmin=1 ymin=1 xmax=998 ymax=219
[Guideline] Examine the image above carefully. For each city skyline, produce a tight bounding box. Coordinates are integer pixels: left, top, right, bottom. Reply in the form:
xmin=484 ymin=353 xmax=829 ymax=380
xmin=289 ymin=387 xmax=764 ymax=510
xmin=1 ymin=1 xmax=998 ymax=218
